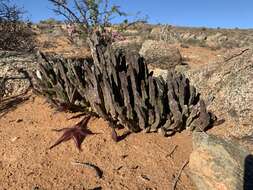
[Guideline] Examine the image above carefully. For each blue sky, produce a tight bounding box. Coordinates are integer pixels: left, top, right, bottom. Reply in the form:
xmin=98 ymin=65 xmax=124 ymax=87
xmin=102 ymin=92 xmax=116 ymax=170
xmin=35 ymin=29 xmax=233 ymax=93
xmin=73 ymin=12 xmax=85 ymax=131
xmin=13 ymin=0 xmax=253 ymax=29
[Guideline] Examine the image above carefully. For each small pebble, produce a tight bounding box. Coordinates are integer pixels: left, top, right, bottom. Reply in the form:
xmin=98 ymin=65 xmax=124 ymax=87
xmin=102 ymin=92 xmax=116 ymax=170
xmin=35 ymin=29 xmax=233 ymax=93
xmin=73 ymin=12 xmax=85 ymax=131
xmin=32 ymin=186 xmax=40 ymax=190
xmin=16 ymin=119 xmax=23 ymax=123
xmin=88 ymin=187 xmax=102 ymax=190
xmin=11 ymin=137 xmax=20 ymax=142
xmin=114 ymin=166 xmax=123 ymax=171
xmin=140 ymin=174 xmax=150 ymax=181
xmin=121 ymin=154 xmax=128 ymax=159
xmin=131 ymin=165 xmax=139 ymax=170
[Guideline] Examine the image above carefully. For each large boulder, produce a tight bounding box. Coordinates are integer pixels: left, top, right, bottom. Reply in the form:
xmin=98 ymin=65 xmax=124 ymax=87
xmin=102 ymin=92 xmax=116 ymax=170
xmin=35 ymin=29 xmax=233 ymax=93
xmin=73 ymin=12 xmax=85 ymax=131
xmin=186 ymin=48 xmax=253 ymax=137
xmin=0 ymin=51 xmax=37 ymax=97
xmin=139 ymin=40 xmax=182 ymax=70
xmin=112 ymin=37 xmax=143 ymax=53
xmin=189 ymin=133 xmax=253 ymax=190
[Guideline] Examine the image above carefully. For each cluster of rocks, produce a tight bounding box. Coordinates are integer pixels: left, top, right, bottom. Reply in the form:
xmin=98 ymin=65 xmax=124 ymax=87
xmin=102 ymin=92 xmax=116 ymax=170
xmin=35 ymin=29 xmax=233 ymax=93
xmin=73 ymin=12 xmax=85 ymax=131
xmin=0 ymin=51 xmax=37 ymax=97
xmin=150 ymin=26 xmax=253 ymax=49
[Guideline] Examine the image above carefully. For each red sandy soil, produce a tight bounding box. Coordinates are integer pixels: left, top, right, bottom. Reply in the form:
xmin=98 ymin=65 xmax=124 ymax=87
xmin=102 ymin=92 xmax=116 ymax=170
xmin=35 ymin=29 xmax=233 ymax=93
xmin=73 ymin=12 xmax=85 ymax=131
xmin=0 ymin=94 xmax=196 ymax=190
xmin=36 ymin=34 xmax=91 ymax=58
xmin=178 ymin=45 xmax=224 ymax=68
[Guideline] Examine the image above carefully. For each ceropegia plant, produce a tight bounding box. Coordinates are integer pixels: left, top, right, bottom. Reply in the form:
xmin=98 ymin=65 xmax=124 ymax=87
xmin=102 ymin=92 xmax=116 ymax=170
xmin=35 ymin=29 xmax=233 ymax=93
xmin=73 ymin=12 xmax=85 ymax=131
xmin=33 ymin=31 xmax=217 ymax=150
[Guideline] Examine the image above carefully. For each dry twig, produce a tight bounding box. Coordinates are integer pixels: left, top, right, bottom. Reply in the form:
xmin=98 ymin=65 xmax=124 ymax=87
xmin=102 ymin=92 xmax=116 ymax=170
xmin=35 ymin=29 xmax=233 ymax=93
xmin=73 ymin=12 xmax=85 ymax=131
xmin=166 ymin=144 xmax=178 ymax=158
xmin=224 ymin=48 xmax=249 ymax=62
xmin=71 ymin=161 xmax=103 ymax=178
xmin=172 ymin=159 xmax=189 ymax=190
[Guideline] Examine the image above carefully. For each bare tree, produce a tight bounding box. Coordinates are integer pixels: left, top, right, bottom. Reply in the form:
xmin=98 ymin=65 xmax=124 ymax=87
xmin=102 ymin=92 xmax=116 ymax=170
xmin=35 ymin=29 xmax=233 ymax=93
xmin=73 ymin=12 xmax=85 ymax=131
xmin=49 ymin=0 xmax=127 ymax=33
xmin=0 ymin=0 xmax=34 ymax=51
xmin=0 ymin=0 xmax=24 ymax=21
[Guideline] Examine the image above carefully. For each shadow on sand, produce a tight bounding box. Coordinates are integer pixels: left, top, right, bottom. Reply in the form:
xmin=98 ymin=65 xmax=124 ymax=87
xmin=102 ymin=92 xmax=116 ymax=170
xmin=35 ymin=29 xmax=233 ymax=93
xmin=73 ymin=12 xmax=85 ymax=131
xmin=0 ymin=93 xmax=30 ymax=118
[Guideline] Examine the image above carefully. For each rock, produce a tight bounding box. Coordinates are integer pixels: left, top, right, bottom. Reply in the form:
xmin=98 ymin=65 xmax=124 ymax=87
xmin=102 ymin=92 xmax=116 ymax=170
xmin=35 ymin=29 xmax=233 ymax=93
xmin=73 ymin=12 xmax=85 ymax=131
xmin=180 ymin=32 xmax=192 ymax=41
xmin=150 ymin=27 xmax=162 ymax=37
xmin=196 ymin=33 xmax=207 ymax=41
xmin=180 ymin=43 xmax=189 ymax=48
xmin=189 ymin=132 xmax=253 ymax=190
xmin=182 ymin=33 xmax=197 ymax=41
xmin=175 ymin=64 xmax=190 ymax=73
xmin=32 ymin=186 xmax=41 ymax=190
xmin=206 ymin=33 xmax=228 ymax=48
xmin=0 ymin=51 xmax=37 ymax=97
xmin=236 ymin=134 xmax=253 ymax=153
xmin=123 ymin=29 xmax=139 ymax=36
xmin=52 ymin=26 xmax=64 ymax=37
xmin=150 ymin=26 xmax=180 ymax=43
xmin=112 ymin=37 xmax=143 ymax=53
xmin=11 ymin=136 xmax=20 ymax=142
xmin=185 ymin=48 xmax=253 ymax=137
xmin=150 ymin=27 xmax=164 ymax=40
xmin=139 ymin=40 xmax=182 ymax=70
xmin=150 ymin=67 xmax=169 ymax=80
xmin=16 ymin=119 xmax=23 ymax=123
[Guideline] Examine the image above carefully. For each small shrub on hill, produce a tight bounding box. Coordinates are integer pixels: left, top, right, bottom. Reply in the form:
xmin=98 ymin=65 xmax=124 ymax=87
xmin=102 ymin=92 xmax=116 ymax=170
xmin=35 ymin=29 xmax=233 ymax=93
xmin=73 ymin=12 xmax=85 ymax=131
xmin=0 ymin=0 xmax=35 ymax=52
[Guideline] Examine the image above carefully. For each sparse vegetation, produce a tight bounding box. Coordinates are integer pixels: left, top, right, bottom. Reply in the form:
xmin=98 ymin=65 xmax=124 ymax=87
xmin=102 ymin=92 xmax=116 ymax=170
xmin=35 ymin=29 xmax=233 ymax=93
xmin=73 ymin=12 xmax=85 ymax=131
xmin=39 ymin=18 xmax=62 ymax=25
xmin=49 ymin=0 xmax=127 ymax=33
xmin=48 ymin=0 xmax=149 ymax=45
xmin=0 ymin=0 xmax=35 ymax=52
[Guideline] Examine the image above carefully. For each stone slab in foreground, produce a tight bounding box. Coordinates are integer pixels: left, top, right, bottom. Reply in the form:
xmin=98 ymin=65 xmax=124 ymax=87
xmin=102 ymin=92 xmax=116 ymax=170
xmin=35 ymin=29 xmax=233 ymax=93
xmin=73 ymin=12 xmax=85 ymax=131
xmin=189 ymin=132 xmax=253 ymax=190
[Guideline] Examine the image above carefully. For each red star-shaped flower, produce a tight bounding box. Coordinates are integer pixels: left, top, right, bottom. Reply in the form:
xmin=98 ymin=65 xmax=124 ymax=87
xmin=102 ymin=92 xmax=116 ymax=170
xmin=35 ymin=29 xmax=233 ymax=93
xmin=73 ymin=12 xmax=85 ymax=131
xmin=49 ymin=116 xmax=95 ymax=151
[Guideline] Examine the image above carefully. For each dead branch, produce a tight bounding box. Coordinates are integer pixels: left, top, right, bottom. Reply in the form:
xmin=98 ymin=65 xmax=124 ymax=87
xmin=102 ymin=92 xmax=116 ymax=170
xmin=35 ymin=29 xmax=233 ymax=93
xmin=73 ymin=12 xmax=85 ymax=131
xmin=49 ymin=0 xmax=82 ymax=24
xmin=166 ymin=145 xmax=178 ymax=158
xmin=172 ymin=159 xmax=189 ymax=190
xmin=71 ymin=161 xmax=103 ymax=178
xmin=224 ymin=48 xmax=249 ymax=62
